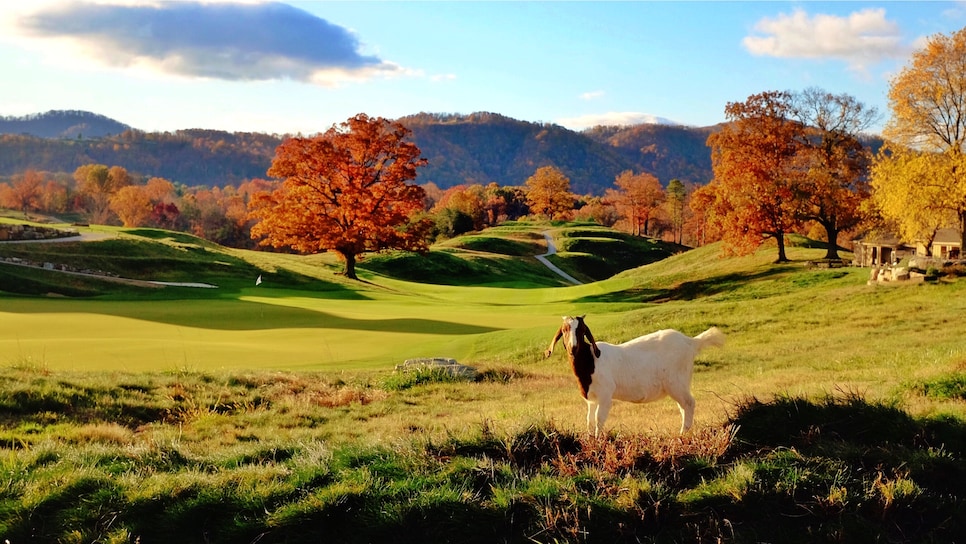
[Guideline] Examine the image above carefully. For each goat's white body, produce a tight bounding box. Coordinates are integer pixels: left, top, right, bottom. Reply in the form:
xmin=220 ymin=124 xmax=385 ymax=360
xmin=582 ymin=327 xmax=724 ymax=436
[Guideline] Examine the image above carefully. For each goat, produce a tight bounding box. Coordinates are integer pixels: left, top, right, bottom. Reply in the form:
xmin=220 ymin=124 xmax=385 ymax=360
xmin=545 ymin=316 xmax=725 ymax=437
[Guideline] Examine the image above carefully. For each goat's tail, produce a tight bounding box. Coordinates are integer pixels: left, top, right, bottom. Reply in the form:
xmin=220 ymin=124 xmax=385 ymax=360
xmin=694 ymin=327 xmax=726 ymax=351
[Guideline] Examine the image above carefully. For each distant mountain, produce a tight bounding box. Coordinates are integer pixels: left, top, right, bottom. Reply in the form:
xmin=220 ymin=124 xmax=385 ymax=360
xmin=400 ymin=112 xmax=643 ymax=194
xmin=0 ymin=109 xmax=725 ymax=191
xmin=0 ymin=110 xmax=130 ymax=139
xmin=582 ymin=123 xmax=719 ymax=186
xmin=0 ymin=128 xmax=282 ymax=187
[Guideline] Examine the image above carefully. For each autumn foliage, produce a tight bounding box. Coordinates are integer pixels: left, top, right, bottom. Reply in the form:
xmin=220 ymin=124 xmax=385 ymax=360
xmin=704 ymin=91 xmax=804 ymax=262
xmin=248 ymin=114 xmax=431 ymax=279
xmin=605 ymin=170 xmax=665 ymax=236
xmin=525 ymin=166 xmax=573 ymax=220
xmin=874 ymin=27 xmax=966 ymax=250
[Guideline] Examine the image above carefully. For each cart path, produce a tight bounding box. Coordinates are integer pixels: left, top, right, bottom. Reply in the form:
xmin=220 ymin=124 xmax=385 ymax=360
xmin=0 ymin=232 xmax=217 ymax=288
xmin=536 ymin=231 xmax=583 ymax=285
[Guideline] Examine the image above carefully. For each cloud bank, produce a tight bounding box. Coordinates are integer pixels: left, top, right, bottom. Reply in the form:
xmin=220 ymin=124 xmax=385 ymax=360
xmin=14 ymin=1 xmax=408 ymax=84
xmin=556 ymin=112 xmax=679 ymax=131
xmin=743 ymin=8 xmax=908 ymax=72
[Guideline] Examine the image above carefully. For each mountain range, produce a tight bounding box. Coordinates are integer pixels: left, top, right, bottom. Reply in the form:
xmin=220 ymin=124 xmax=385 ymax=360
xmin=1 ymin=109 xmax=721 ymax=193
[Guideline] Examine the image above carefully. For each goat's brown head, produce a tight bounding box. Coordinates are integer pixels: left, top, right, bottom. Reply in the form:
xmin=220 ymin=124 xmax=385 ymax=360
xmin=545 ymin=315 xmax=601 ymax=359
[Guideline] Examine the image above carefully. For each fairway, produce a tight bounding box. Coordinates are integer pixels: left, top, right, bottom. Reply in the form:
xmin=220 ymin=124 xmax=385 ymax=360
xmin=0 ymin=285 xmax=574 ymax=371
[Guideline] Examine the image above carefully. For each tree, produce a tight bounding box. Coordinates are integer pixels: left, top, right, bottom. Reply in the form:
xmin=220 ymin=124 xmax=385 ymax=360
xmin=705 ymin=91 xmax=804 ymax=262
xmin=1 ymin=169 xmax=44 ymax=216
xmin=249 ymin=114 xmax=431 ymax=280
xmin=880 ymin=27 xmax=966 ymax=249
xmin=73 ymin=164 xmax=130 ymax=224
xmin=110 ymin=185 xmax=152 ymax=227
xmin=605 ymin=170 xmax=665 ymax=236
xmin=525 ymin=166 xmax=573 ymax=219
xmin=790 ymin=88 xmax=877 ymax=259
xmin=871 ymin=145 xmax=958 ymax=254
xmin=665 ymin=179 xmax=687 ymax=244
xmin=433 ymin=184 xmax=486 ymax=230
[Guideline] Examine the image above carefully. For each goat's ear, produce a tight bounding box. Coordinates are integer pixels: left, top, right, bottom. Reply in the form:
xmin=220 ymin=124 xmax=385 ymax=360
xmin=577 ymin=315 xmax=586 ymax=320
xmin=560 ymin=316 xmax=569 ymax=321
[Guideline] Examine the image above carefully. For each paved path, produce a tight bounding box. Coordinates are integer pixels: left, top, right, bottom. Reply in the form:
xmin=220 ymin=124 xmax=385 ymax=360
xmin=536 ymin=231 xmax=583 ymax=285
xmin=0 ymin=231 xmax=113 ymax=244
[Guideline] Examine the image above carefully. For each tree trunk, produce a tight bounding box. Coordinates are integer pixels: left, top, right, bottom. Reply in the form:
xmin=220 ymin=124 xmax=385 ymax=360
xmin=823 ymin=222 xmax=840 ymax=260
xmin=775 ymin=232 xmax=790 ymax=263
xmin=960 ymin=210 xmax=966 ymax=260
xmin=342 ymin=252 xmax=358 ymax=280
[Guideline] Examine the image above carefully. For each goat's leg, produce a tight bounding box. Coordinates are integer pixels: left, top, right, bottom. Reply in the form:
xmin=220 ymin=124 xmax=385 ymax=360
xmin=593 ymin=397 xmax=612 ymax=438
xmin=585 ymin=400 xmax=596 ymax=435
xmin=676 ymin=392 xmax=696 ymax=434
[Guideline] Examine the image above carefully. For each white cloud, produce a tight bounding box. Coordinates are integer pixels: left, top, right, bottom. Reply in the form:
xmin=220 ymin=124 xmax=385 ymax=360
xmin=743 ymin=8 xmax=909 ymax=73
xmin=5 ymin=1 xmax=413 ymax=85
xmin=580 ymin=90 xmax=605 ymax=101
xmin=556 ymin=112 xmax=678 ymax=130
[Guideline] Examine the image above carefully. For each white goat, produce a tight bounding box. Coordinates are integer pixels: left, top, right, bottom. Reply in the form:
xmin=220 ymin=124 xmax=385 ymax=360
xmin=545 ymin=316 xmax=725 ymax=437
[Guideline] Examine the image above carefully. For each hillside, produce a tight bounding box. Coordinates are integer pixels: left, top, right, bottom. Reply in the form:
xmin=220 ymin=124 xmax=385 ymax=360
xmin=582 ymin=122 xmax=718 ymax=185
xmin=0 ymin=110 xmax=130 ymax=138
xmin=0 ymin=128 xmax=282 ymax=187
xmin=2 ymin=221 xmax=965 ymax=543
xmin=400 ymin=112 xmax=642 ymax=194
xmin=1 ymin=110 xmax=718 ymax=192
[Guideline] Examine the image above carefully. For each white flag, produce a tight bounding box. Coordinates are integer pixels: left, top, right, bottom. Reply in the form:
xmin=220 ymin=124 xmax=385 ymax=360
xmin=256 ymin=275 xmax=262 ymax=286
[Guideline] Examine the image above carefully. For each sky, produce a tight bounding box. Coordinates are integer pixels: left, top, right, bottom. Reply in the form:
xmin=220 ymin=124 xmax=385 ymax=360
xmin=0 ymin=1 xmax=963 ymax=136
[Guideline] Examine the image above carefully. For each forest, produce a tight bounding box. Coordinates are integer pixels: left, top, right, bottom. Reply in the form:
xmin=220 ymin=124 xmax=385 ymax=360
xmin=0 ymin=110 xmax=719 ymax=192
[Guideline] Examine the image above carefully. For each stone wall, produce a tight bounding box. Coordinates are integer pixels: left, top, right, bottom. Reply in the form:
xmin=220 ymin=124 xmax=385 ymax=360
xmin=0 ymin=224 xmax=77 ymax=242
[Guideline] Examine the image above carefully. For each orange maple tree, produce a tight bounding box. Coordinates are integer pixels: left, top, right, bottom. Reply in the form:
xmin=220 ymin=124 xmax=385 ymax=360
xmin=705 ymin=91 xmax=805 ymax=262
xmin=790 ymin=88 xmax=876 ymax=260
xmin=605 ymin=170 xmax=665 ymax=236
xmin=248 ymin=114 xmax=431 ymax=279
xmin=525 ymin=165 xmax=573 ymax=219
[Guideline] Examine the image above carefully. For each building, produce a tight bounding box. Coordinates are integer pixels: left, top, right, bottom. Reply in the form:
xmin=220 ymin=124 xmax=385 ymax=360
xmin=853 ymin=228 xmax=961 ymax=267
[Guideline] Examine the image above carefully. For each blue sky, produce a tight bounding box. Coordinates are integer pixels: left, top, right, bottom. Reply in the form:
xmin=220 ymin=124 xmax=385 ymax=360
xmin=0 ymin=1 xmax=962 ymax=135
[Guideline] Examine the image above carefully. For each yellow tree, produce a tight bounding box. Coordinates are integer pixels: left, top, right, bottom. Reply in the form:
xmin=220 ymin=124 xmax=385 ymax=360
xmin=605 ymin=170 xmax=665 ymax=236
xmin=525 ymin=166 xmax=573 ymax=219
xmin=249 ymin=114 xmax=431 ymax=279
xmin=109 ymin=185 xmax=152 ymax=227
xmin=881 ymin=26 xmax=966 ymax=248
xmin=871 ymin=145 xmax=959 ymax=254
xmin=73 ymin=164 xmax=130 ymax=224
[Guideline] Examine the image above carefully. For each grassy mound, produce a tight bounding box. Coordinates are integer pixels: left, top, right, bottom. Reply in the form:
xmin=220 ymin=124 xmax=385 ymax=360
xmin=1 ymin=367 xmax=962 ymax=543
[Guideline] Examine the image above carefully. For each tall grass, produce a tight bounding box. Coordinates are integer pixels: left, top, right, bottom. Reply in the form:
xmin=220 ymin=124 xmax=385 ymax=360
xmin=1 ymin=367 xmax=962 ymax=543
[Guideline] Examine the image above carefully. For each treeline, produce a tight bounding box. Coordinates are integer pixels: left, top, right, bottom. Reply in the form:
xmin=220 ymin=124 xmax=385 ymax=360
xmin=0 ymin=130 xmax=281 ymax=187
xmin=0 ymin=161 xmax=706 ymax=251
xmin=0 ymin=110 xmax=130 ymax=139
xmin=2 ymin=110 xmax=723 ymax=193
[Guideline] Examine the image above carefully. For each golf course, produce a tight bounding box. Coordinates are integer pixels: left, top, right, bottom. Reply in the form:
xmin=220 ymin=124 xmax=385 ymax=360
xmin=2 ymin=217 xmax=965 ymax=543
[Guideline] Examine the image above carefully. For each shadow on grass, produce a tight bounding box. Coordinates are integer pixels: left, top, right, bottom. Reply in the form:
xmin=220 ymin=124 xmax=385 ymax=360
xmin=0 ymin=295 xmax=501 ymax=334
xmin=576 ymin=267 xmax=790 ymax=304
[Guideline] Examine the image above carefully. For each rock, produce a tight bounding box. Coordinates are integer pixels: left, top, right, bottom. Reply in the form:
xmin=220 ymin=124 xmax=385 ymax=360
xmin=396 ymin=357 xmax=478 ymax=379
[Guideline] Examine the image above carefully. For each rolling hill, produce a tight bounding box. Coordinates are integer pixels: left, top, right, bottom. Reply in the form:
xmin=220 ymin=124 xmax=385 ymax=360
xmin=1 ymin=110 xmax=719 ymax=192
xmin=0 ymin=110 xmax=130 ymax=138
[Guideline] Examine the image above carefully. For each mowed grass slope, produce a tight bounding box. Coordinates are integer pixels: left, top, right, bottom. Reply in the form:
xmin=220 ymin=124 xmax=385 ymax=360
xmin=0 ymin=221 xmax=677 ymax=372
xmin=2 ymin=219 xmax=966 ymax=542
